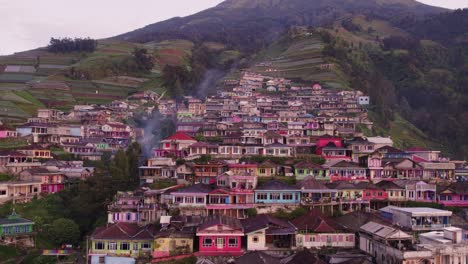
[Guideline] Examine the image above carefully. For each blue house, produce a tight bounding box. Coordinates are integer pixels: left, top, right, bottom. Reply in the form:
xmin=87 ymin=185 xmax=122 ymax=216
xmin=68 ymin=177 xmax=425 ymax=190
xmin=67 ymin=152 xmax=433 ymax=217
xmin=254 ymin=180 xmax=300 ymax=205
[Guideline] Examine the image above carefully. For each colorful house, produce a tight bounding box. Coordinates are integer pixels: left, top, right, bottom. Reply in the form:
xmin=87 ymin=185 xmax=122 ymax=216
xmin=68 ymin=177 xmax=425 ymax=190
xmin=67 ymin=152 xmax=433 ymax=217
xmin=257 ymin=160 xmax=277 ymax=177
xmin=297 ymin=177 xmax=337 ymax=204
xmin=355 ymin=182 xmax=387 ymax=201
xmin=294 ymin=161 xmax=326 ymax=180
xmin=292 ymin=209 xmax=354 ymax=249
xmin=90 ymin=223 xmax=155 ymax=258
xmin=242 ymin=214 xmax=296 ymax=251
xmin=327 ymin=161 xmax=367 ymax=181
xmin=107 ymin=192 xmax=144 ymax=224
xmin=170 ymin=184 xmax=212 ymax=216
xmin=255 ymin=180 xmax=300 ymax=205
xmin=381 ymin=158 xmax=423 ymax=179
xmin=153 ymin=218 xmax=194 ymax=259
xmin=437 ymin=183 xmax=468 ymax=207
xmin=0 ymin=125 xmax=18 ymax=138
xmin=155 ymin=132 xmax=197 ymax=158
xmin=0 ymin=211 xmax=35 ymax=247
xmin=194 ymin=161 xmax=227 ymax=184
xmin=196 ymin=215 xmax=244 ymax=256
xmin=375 ymin=181 xmax=406 ymax=202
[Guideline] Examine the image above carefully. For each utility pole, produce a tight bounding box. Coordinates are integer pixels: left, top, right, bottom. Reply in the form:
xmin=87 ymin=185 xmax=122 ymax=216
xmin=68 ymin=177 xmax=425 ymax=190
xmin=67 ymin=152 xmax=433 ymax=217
xmin=85 ymin=235 xmax=89 ymax=264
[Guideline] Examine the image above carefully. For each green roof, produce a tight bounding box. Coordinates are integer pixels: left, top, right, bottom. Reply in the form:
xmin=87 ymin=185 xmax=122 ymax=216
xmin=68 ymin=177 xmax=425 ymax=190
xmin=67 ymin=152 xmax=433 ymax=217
xmin=0 ymin=211 xmax=34 ymax=226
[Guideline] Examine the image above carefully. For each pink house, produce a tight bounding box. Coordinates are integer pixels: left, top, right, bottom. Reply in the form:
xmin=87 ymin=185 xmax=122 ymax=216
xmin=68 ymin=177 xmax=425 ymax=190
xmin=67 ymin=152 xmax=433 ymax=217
xmin=0 ymin=125 xmax=18 ymax=138
xmin=41 ymin=173 xmax=66 ymax=194
xmin=356 ymin=182 xmax=388 ymax=201
xmin=196 ymin=215 xmax=244 ymax=256
xmin=437 ymin=183 xmax=468 ymax=207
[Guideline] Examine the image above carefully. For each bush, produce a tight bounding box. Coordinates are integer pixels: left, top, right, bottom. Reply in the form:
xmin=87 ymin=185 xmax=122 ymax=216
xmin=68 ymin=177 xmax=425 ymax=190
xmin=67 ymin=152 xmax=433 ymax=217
xmin=49 ymin=218 xmax=80 ymax=246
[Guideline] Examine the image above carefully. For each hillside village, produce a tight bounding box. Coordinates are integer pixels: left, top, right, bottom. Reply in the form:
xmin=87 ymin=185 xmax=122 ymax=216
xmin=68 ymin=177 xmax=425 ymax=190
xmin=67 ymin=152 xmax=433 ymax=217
xmin=0 ymin=69 xmax=466 ymax=264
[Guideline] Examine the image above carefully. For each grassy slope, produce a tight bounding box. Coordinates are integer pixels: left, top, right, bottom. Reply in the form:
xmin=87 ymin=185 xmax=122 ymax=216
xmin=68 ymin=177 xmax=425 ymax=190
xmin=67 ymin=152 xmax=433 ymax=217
xmin=0 ymin=39 xmax=195 ymax=121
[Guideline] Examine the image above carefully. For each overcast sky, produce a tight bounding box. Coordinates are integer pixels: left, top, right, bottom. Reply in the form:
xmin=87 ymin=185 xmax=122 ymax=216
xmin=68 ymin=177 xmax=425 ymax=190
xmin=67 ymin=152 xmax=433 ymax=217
xmin=0 ymin=0 xmax=466 ymax=55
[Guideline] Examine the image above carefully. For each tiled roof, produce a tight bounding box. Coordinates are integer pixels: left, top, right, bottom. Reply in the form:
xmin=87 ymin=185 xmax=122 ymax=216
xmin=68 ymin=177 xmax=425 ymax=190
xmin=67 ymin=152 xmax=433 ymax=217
xmin=197 ymin=215 xmax=243 ymax=232
xmin=294 ymin=161 xmax=322 ymax=169
xmin=91 ymin=222 xmax=156 ymax=240
xmin=258 ymin=160 xmax=277 ymax=168
xmin=329 ymin=161 xmax=363 ymax=168
xmin=0 ymin=212 xmax=34 ymax=226
xmin=282 ymin=250 xmax=326 ymax=264
xmin=235 ymin=252 xmax=281 ymax=264
xmin=375 ymin=180 xmax=405 ymax=190
xmin=296 ymin=177 xmax=330 ymax=190
xmin=164 ymin=132 xmax=195 ymax=141
xmin=241 ymin=214 xmax=296 ymax=234
xmin=173 ymin=183 xmax=213 ymax=194
xmin=256 ymin=179 xmax=297 ymax=191
xmin=291 ymin=209 xmax=340 ymax=232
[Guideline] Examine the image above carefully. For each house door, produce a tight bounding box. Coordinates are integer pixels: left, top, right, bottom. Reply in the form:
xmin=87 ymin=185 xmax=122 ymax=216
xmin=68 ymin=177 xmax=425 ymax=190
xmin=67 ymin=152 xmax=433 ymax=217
xmin=216 ymin=238 xmax=224 ymax=249
xmin=169 ymin=240 xmax=176 ymax=251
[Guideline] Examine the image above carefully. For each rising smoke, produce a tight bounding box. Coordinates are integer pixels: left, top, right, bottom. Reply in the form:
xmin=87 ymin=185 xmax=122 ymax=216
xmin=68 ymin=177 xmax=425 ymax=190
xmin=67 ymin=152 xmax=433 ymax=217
xmin=194 ymin=69 xmax=227 ymax=98
xmin=139 ymin=110 xmax=163 ymax=159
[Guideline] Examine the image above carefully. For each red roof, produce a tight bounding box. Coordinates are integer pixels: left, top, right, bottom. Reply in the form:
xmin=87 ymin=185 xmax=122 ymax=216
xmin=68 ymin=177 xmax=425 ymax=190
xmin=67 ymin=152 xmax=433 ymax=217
xmin=164 ymin=132 xmax=195 ymax=141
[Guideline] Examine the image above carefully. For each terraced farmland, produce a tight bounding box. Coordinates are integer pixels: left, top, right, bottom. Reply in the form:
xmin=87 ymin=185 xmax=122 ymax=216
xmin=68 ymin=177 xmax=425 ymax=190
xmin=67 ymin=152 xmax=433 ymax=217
xmin=250 ymin=35 xmax=349 ymax=89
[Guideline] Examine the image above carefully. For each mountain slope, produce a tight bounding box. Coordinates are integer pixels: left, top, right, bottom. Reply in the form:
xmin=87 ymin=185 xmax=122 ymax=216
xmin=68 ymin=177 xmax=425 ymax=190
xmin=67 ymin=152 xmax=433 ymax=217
xmin=116 ymin=0 xmax=446 ymax=51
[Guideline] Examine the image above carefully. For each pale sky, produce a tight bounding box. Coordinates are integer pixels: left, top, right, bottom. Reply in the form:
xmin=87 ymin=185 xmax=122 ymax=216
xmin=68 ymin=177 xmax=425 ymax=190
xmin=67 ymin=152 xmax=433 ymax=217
xmin=0 ymin=0 xmax=466 ymax=55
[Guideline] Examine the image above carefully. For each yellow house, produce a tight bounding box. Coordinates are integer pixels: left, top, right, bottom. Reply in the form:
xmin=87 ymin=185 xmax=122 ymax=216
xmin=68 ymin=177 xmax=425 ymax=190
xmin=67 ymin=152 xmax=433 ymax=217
xmin=256 ymin=160 xmax=277 ymax=177
xmin=153 ymin=230 xmax=194 ymax=258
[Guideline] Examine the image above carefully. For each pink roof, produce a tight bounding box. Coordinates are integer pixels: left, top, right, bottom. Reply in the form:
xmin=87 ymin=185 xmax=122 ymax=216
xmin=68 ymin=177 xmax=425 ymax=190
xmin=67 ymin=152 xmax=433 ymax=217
xmin=164 ymin=132 xmax=195 ymax=141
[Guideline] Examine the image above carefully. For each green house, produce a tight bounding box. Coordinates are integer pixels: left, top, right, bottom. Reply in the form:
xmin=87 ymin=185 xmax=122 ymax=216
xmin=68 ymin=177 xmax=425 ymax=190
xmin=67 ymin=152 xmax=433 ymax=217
xmin=0 ymin=211 xmax=35 ymax=247
xmin=90 ymin=222 xmax=155 ymax=258
xmin=294 ymin=161 xmax=327 ymax=180
xmin=0 ymin=211 xmax=34 ymax=236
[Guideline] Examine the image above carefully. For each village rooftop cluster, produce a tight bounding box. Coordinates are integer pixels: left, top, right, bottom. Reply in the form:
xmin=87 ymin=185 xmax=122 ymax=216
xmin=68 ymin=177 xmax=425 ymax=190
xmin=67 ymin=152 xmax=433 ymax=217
xmin=0 ymin=71 xmax=466 ymax=263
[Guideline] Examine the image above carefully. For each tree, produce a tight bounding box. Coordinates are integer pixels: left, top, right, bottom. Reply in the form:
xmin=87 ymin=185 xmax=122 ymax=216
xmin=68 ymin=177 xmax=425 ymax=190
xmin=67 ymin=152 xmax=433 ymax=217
xmin=49 ymin=218 xmax=80 ymax=246
xmin=132 ymin=48 xmax=154 ymax=73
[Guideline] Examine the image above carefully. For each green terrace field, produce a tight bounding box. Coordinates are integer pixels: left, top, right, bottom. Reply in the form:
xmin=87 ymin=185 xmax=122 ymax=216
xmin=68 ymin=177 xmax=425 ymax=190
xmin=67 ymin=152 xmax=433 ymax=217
xmin=0 ymin=39 xmax=199 ymax=121
xmin=250 ymin=35 xmax=349 ymax=89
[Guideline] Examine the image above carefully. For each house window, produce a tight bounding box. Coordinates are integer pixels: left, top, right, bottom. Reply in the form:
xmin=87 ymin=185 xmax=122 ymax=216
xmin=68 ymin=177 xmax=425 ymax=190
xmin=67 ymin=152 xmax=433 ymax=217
xmin=298 ymin=169 xmax=304 ymax=174
xmin=0 ymin=190 xmax=6 ymax=195
xmin=141 ymin=242 xmax=151 ymax=249
xmin=283 ymin=194 xmax=293 ymax=200
xmin=120 ymin=242 xmax=130 ymax=251
xmin=228 ymin=238 xmax=238 ymax=247
xmin=3 ymin=227 xmax=10 ymax=234
xmin=95 ymin=242 xmax=105 ymax=250
xmin=310 ymin=236 xmax=315 ymax=242
xmin=203 ymin=238 xmax=213 ymax=247
xmin=196 ymin=197 xmax=204 ymax=203
xmin=126 ymin=213 xmax=131 ymax=221
xmin=378 ymin=192 xmax=383 ymax=197
xmin=133 ymin=242 xmax=138 ymax=250
xmin=270 ymin=193 xmax=281 ymax=200
xmin=175 ymin=197 xmax=183 ymax=203
xmin=108 ymin=242 xmax=117 ymax=250
xmin=253 ymin=236 xmax=259 ymax=243
xmin=448 ymin=196 xmax=452 ymax=201
xmin=260 ymin=169 xmax=266 ymax=174
xmin=257 ymin=193 xmax=268 ymax=200
xmin=185 ymin=197 xmax=194 ymax=203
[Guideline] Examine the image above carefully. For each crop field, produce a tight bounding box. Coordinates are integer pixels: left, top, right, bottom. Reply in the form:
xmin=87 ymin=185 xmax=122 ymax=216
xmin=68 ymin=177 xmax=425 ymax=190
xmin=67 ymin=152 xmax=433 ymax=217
xmin=0 ymin=73 xmax=35 ymax=83
xmin=250 ymin=35 xmax=348 ymax=89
